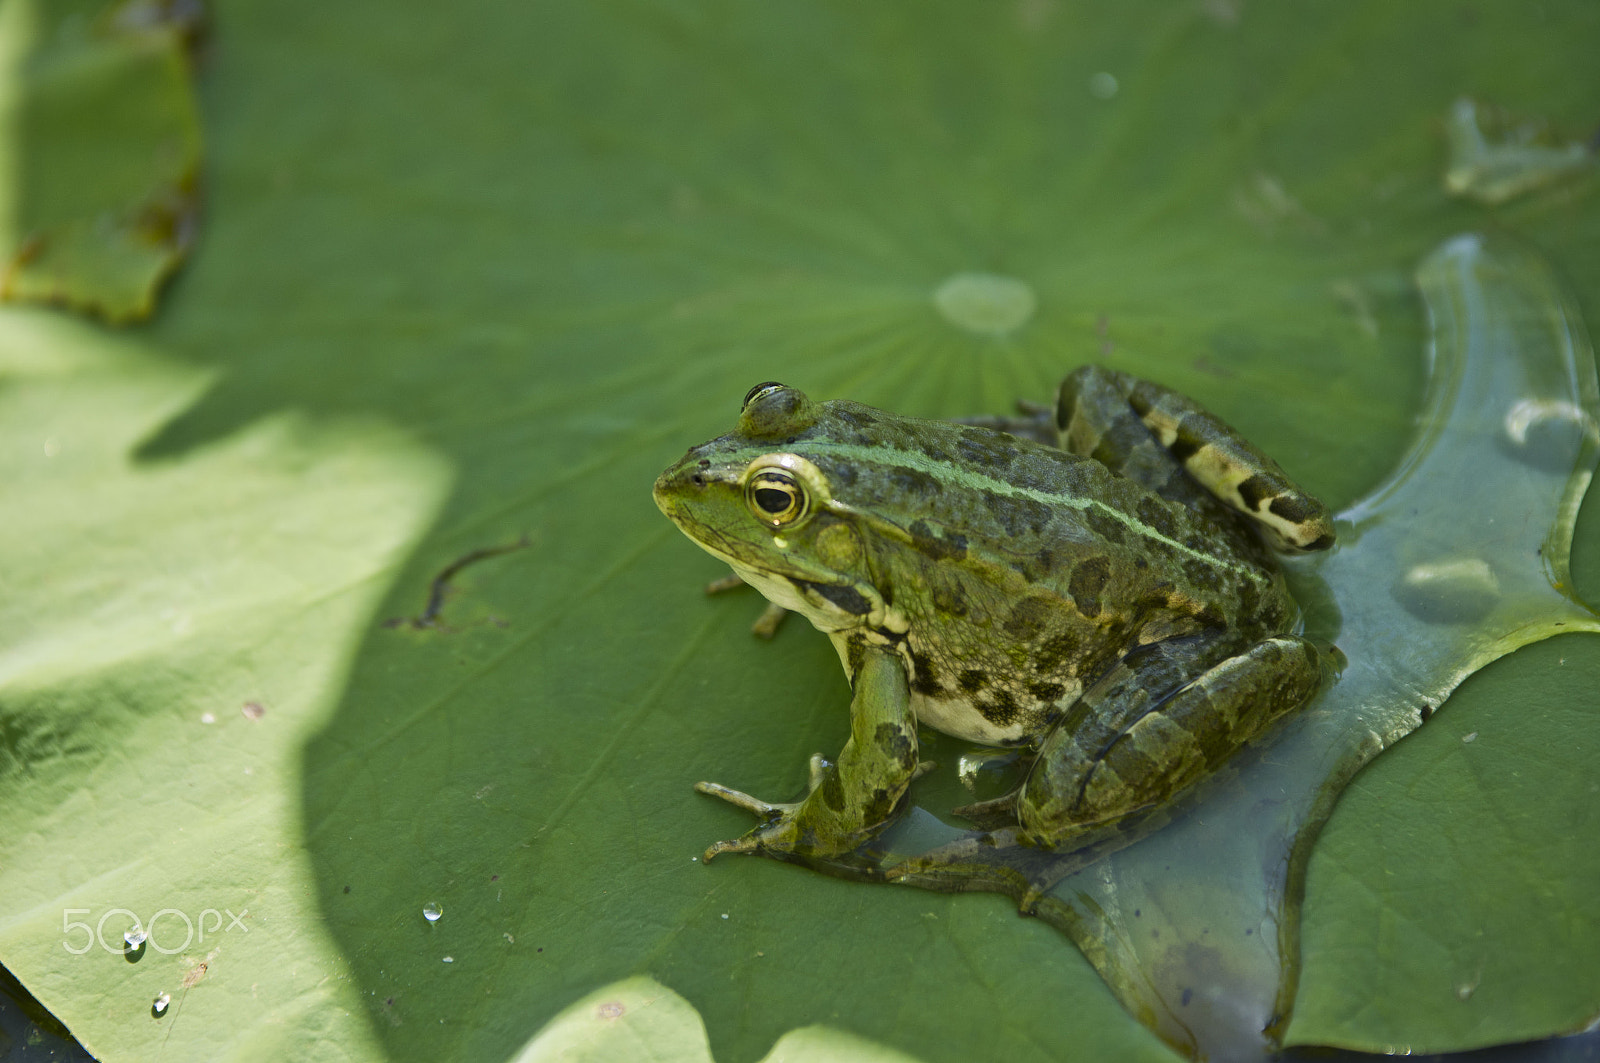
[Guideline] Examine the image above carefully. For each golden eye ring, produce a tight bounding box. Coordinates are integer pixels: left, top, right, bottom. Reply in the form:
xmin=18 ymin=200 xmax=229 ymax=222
xmin=745 ymin=469 xmax=807 ymax=526
xmin=741 ymin=453 xmax=829 ymax=529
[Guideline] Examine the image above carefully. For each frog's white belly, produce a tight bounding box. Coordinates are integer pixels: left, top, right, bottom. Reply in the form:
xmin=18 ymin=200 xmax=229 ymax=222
xmin=907 ymin=691 xmax=1029 ymax=745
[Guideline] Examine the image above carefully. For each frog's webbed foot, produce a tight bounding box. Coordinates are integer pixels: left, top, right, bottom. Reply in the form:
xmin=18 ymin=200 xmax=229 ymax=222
xmin=888 ymin=822 xmax=1139 ymax=913
xmin=694 ymin=754 xmax=832 ymax=861
xmin=696 ymin=756 xmax=936 ymax=862
xmin=704 ymin=569 xmax=790 ymax=639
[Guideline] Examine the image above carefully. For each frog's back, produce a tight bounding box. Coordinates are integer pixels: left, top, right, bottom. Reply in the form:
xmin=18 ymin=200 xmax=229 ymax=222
xmin=792 ymin=400 xmax=1279 ymax=596
xmin=788 ymin=401 xmax=1295 ymax=743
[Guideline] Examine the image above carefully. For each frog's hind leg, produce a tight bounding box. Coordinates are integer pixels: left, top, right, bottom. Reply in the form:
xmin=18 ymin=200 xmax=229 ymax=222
xmin=903 ymin=636 xmax=1229 ymax=886
xmin=1019 ymin=634 xmax=1324 ymax=855
xmin=1056 ymin=366 xmax=1334 ymax=553
xmin=895 ymin=634 xmax=1325 ymax=909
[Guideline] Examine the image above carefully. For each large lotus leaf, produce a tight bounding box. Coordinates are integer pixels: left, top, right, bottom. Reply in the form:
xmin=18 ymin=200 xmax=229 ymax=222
xmin=0 ymin=3 xmax=1596 ymax=1063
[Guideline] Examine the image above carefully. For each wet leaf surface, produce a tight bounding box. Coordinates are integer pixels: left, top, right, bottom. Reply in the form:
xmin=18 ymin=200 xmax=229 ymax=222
xmin=0 ymin=3 xmax=1596 ymax=1062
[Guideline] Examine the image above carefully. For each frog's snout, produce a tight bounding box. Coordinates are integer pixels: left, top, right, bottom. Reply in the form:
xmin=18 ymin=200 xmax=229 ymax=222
xmin=653 ymin=455 xmax=714 ymax=517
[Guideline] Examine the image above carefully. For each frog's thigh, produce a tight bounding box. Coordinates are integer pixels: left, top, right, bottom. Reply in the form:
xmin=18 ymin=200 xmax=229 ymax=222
xmin=1020 ymin=635 xmax=1322 ymax=842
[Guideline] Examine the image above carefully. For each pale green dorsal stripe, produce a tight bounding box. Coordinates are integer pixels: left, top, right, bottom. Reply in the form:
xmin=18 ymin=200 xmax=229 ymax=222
xmin=804 ymin=439 xmax=1248 ymax=573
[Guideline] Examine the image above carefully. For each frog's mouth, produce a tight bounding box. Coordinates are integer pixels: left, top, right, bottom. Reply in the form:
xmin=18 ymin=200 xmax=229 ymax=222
xmin=653 ymin=457 xmax=887 ymax=632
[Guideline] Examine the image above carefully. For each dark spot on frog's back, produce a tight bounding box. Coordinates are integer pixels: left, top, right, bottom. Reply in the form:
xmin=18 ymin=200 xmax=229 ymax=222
xmin=834 ymin=406 xmax=878 ymax=429
xmin=909 ymin=519 xmax=968 ymax=561
xmin=932 ymin=580 xmax=968 ymax=617
xmin=1237 ymin=578 xmax=1260 ymax=619
xmin=958 ymin=668 xmax=988 ymax=693
xmin=1083 ymin=506 xmax=1126 ymax=545
xmin=1003 ymin=596 xmax=1055 ymax=639
xmin=982 ymin=489 xmax=1053 ymax=537
xmin=1068 ymin=556 xmax=1111 ymax=617
xmin=816 ymin=458 xmax=857 ymax=487
xmin=956 ymin=431 xmax=1014 ymax=469
xmin=1182 ymin=557 xmax=1222 ymax=591
xmin=888 ymin=465 xmax=941 ymax=498
xmin=1016 ymin=546 xmax=1056 ymax=582
xmin=1034 ymin=630 xmax=1080 ymax=673
xmin=1136 ymin=497 xmax=1180 ymax=539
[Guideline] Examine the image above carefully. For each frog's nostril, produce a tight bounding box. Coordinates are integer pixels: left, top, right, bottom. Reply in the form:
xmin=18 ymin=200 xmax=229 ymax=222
xmin=690 ymin=473 xmax=705 ymax=486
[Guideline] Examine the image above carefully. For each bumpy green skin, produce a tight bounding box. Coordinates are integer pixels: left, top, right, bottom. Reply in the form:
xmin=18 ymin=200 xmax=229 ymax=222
xmin=653 ymin=367 xmax=1334 ymax=863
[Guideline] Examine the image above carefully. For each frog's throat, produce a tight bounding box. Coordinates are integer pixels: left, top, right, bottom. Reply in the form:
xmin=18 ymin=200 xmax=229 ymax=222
xmin=689 ymin=538 xmax=894 ymax=636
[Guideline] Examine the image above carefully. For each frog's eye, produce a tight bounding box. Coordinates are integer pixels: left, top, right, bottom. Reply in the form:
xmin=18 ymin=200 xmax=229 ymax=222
xmin=741 ymin=453 xmax=829 ymax=529
xmin=742 ymin=381 xmax=788 ymax=410
xmin=745 ymin=469 xmax=807 ymax=526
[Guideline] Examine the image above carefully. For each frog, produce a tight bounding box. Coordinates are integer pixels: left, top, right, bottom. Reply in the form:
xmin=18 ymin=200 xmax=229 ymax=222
xmin=652 ymin=366 xmax=1335 ymax=890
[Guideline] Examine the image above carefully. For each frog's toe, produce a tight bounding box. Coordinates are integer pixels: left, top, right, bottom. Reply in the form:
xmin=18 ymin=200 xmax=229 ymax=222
xmin=701 ymin=834 xmax=765 ymax=862
xmin=694 ymin=780 xmax=790 ymax=817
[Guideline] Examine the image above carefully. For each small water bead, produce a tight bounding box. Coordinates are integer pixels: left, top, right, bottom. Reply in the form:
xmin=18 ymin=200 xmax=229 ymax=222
xmin=1394 ymin=558 xmax=1500 ymax=624
xmin=422 ymin=903 xmax=442 ymax=923
xmin=1088 ymin=71 xmax=1119 ymax=99
xmin=124 ymin=924 xmax=147 ymax=949
xmin=1503 ymin=397 xmax=1600 ymax=471
xmin=933 ymin=272 xmax=1037 ymax=336
xmin=152 ymin=992 xmax=170 ymax=1016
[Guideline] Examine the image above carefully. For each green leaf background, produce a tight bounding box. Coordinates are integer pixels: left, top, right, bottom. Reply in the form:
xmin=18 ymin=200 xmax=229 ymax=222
xmin=0 ymin=2 xmax=1596 ymax=1061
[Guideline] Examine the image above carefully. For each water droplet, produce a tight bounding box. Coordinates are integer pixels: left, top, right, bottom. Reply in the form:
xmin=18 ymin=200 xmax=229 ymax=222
xmin=1462 ymin=732 xmax=1478 ymax=744
xmin=441 ymin=955 xmax=453 ymax=963
xmin=124 ymin=924 xmax=147 ymax=949
xmin=200 ymin=712 xmax=215 ymax=724
xmin=422 ymin=903 xmax=442 ymax=923
xmin=720 ymin=913 xmax=729 ymax=920
xmin=933 ymin=273 xmax=1037 ymax=336
xmin=152 ymin=992 xmax=170 ymax=1016
xmin=1088 ymin=71 xmax=1119 ymax=99
xmin=1502 ymin=397 xmax=1599 ymax=470
xmin=241 ymin=701 xmax=265 ymax=720
xmin=1394 ymin=558 xmax=1499 ymax=624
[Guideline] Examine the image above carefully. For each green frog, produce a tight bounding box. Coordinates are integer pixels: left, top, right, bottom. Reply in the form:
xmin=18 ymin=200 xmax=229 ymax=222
xmin=653 ymin=367 xmax=1335 ymax=882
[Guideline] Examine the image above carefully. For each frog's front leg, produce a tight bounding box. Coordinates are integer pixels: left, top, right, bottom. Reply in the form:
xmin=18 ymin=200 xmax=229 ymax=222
xmin=696 ymin=645 xmax=922 ymax=862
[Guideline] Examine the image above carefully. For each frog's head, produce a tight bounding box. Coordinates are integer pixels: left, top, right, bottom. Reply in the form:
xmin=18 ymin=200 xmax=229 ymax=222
xmin=653 ymin=383 xmax=886 ymax=632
